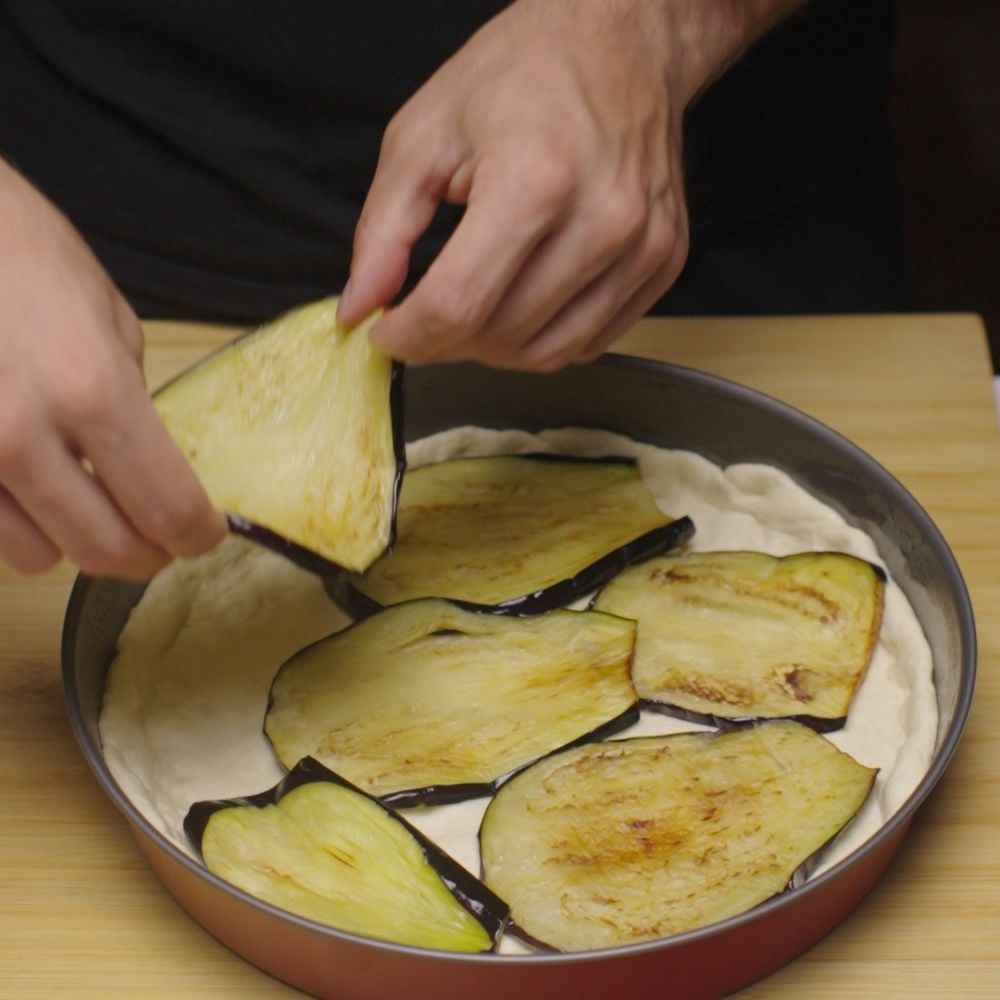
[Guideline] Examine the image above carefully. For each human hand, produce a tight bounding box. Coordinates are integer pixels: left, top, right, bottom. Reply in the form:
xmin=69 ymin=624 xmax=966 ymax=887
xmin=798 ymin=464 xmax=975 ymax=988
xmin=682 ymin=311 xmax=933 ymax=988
xmin=0 ymin=161 xmax=227 ymax=578
xmin=338 ymin=0 xmax=800 ymax=371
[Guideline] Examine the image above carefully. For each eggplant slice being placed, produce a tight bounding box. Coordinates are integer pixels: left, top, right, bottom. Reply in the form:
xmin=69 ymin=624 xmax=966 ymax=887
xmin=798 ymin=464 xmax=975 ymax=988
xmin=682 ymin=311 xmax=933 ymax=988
xmin=155 ymin=297 xmax=404 ymax=575
xmin=479 ymin=722 xmax=877 ymax=952
xmin=185 ymin=758 xmax=508 ymax=952
xmin=593 ymin=550 xmax=886 ymax=729
xmin=265 ymin=598 xmax=639 ymax=805
xmin=341 ymin=454 xmax=693 ymax=615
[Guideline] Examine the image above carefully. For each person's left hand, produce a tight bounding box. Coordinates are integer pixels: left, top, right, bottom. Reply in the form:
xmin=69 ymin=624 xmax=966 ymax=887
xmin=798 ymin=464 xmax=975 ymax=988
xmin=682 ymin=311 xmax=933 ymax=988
xmin=337 ymin=0 xmax=694 ymax=372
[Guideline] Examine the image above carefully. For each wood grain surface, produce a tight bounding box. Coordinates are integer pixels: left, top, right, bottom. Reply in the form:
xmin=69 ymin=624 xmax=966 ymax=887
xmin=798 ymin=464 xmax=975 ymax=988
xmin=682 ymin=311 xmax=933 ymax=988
xmin=2 ymin=314 xmax=998 ymax=998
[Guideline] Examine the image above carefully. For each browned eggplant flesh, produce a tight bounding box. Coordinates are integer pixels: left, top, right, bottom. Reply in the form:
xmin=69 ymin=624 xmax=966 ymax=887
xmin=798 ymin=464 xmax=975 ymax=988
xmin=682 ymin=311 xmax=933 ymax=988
xmin=155 ymin=297 xmax=404 ymax=574
xmin=343 ymin=454 xmax=693 ymax=614
xmin=479 ymin=722 xmax=877 ymax=952
xmin=265 ymin=598 xmax=639 ymax=804
xmin=593 ymin=550 xmax=885 ymax=727
xmin=185 ymin=758 xmax=507 ymax=952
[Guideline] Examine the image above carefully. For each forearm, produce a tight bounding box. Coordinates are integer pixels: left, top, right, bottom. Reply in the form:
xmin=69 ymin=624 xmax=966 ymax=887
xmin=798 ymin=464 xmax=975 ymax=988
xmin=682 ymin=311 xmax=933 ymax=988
xmin=672 ymin=0 xmax=809 ymax=97
xmin=594 ymin=0 xmax=810 ymax=106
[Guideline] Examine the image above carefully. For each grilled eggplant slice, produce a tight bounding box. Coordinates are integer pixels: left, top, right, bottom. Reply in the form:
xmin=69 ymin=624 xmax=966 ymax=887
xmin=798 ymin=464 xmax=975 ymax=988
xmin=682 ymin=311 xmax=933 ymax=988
xmin=155 ymin=297 xmax=405 ymax=574
xmin=185 ymin=758 xmax=507 ymax=952
xmin=593 ymin=550 xmax=885 ymax=729
xmin=479 ymin=722 xmax=877 ymax=952
xmin=265 ymin=597 xmax=639 ymax=804
xmin=343 ymin=454 xmax=693 ymax=614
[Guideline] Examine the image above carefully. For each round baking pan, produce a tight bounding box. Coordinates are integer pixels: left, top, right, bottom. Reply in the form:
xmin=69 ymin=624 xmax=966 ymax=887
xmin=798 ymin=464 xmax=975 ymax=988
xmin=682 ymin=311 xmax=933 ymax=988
xmin=62 ymin=354 xmax=976 ymax=1000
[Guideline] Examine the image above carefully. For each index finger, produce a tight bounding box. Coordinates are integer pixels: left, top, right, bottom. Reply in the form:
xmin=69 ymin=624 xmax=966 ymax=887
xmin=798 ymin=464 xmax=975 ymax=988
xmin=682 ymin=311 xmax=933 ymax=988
xmin=369 ymin=153 xmax=576 ymax=363
xmin=72 ymin=363 xmax=227 ymax=559
xmin=338 ymin=121 xmax=463 ymax=330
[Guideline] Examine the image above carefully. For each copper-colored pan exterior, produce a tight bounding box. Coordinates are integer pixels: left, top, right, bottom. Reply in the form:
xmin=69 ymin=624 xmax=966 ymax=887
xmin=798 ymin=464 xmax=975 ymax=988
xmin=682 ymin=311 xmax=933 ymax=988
xmin=62 ymin=356 xmax=976 ymax=1000
xmin=134 ymin=816 xmax=911 ymax=1000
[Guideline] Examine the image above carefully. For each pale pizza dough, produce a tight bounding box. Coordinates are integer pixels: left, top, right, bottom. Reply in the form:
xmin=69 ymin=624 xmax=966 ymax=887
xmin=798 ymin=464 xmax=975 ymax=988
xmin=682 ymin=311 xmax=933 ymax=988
xmin=100 ymin=427 xmax=937 ymax=953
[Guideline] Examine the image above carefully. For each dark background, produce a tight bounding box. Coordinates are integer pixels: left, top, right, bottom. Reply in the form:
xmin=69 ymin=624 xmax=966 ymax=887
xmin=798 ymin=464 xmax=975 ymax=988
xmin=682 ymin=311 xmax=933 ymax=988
xmin=891 ymin=0 xmax=999 ymax=369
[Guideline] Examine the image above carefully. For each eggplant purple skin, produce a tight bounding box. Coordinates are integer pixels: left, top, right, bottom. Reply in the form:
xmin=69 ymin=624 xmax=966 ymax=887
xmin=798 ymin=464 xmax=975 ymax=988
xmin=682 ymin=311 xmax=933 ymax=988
xmin=223 ymin=361 xmax=407 ymax=578
xmin=331 ymin=514 xmax=696 ymax=618
xmin=638 ymin=700 xmax=849 ymax=735
xmin=184 ymin=756 xmax=509 ymax=948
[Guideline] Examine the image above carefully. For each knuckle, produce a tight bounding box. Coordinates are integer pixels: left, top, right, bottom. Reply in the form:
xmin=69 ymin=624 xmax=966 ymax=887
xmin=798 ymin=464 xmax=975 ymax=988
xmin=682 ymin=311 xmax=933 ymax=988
xmin=657 ymin=233 xmax=689 ymax=289
xmin=662 ymin=196 xmax=690 ymax=263
xmin=419 ymin=285 xmax=485 ymax=342
xmin=536 ymin=152 xmax=577 ymax=193
xmin=598 ymin=190 xmax=647 ymax=252
xmin=55 ymin=360 xmax=117 ymax=426
xmin=641 ymin=208 xmax=689 ymax=285
xmin=642 ymin=218 xmax=676 ymax=270
xmin=514 ymin=150 xmax=579 ymax=216
xmin=671 ymin=224 xmax=691 ymax=270
xmin=143 ymin=493 xmax=207 ymax=548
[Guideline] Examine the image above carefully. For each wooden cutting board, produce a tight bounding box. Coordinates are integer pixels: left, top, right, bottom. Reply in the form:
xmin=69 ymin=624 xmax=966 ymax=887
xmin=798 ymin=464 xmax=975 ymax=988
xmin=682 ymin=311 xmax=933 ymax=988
xmin=2 ymin=313 xmax=998 ymax=998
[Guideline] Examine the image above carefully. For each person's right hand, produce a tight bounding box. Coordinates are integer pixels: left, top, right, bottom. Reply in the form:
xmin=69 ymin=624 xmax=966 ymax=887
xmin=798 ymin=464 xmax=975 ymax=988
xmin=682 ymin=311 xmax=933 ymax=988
xmin=0 ymin=160 xmax=227 ymax=579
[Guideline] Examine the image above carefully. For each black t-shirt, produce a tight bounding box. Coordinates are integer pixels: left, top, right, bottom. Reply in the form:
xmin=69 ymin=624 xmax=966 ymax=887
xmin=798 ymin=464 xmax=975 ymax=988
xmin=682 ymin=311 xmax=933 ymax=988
xmin=0 ymin=0 xmax=905 ymax=322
